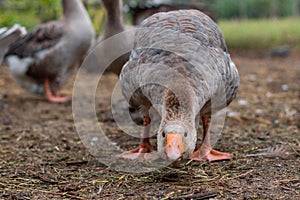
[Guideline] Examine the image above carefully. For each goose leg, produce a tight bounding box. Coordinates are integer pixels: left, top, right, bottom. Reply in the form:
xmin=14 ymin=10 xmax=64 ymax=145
xmin=190 ymin=115 xmax=233 ymax=161
xmin=118 ymin=116 xmax=154 ymax=159
xmin=44 ymin=78 xmax=70 ymax=103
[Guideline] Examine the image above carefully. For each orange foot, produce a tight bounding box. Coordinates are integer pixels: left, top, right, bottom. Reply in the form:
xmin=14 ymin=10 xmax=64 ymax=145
xmin=118 ymin=143 xmax=154 ymax=160
xmin=44 ymin=79 xmax=71 ymax=103
xmin=190 ymin=144 xmax=234 ymax=162
xmin=46 ymin=95 xmax=71 ymax=103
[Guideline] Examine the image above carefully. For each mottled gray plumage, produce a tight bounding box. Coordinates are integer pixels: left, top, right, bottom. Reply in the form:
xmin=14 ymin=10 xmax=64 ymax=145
xmin=5 ymin=0 xmax=95 ymax=96
xmin=120 ymin=10 xmax=239 ymax=160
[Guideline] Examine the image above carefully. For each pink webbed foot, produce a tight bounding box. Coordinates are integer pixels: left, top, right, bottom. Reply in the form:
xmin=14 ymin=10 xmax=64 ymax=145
xmin=190 ymin=144 xmax=234 ymax=162
xmin=44 ymin=79 xmax=70 ymax=103
xmin=45 ymin=95 xmax=71 ymax=103
xmin=118 ymin=143 xmax=154 ymax=160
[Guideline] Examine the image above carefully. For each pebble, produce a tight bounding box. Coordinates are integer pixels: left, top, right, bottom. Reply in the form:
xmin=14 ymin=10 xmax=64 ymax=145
xmin=238 ymin=99 xmax=248 ymax=106
xmin=255 ymin=109 xmax=264 ymax=115
xmin=227 ymin=111 xmax=240 ymax=117
xmin=265 ymin=92 xmax=272 ymax=98
xmin=2 ymin=119 xmax=12 ymax=125
xmin=281 ymin=84 xmax=289 ymax=91
xmin=0 ymin=102 xmax=7 ymax=109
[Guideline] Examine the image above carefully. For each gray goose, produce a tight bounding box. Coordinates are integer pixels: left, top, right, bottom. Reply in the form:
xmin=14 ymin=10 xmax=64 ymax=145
xmin=119 ymin=10 xmax=239 ymax=161
xmin=95 ymin=0 xmax=132 ymax=75
xmin=0 ymin=25 xmax=26 ymax=65
xmin=98 ymin=0 xmax=125 ymax=42
xmin=5 ymin=0 xmax=95 ymax=103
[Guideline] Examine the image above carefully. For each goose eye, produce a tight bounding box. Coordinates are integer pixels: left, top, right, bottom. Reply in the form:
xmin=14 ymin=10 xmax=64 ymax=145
xmin=184 ymin=132 xmax=188 ymax=137
xmin=162 ymin=132 xmax=166 ymax=138
xmin=129 ymin=107 xmax=135 ymax=113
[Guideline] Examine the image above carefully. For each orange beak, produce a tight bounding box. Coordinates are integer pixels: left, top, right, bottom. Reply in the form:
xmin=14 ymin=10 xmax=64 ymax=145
xmin=166 ymin=133 xmax=185 ymax=160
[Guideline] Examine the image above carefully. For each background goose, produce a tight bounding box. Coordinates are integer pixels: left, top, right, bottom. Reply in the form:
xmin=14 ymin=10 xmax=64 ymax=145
xmin=128 ymin=0 xmax=217 ymax=25
xmin=94 ymin=0 xmax=132 ymax=75
xmin=98 ymin=0 xmax=125 ymax=42
xmin=0 ymin=25 xmax=26 ymax=65
xmin=5 ymin=0 xmax=95 ymax=102
xmin=119 ymin=10 xmax=239 ymax=161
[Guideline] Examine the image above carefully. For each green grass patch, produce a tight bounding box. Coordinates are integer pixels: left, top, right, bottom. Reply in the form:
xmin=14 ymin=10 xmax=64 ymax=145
xmin=1 ymin=7 xmax=299 ymax=51
xmin=0 ymin=6 xmax=105 ymax=37
xmin=219 ymin=18 xmax=300 ymax=50
xmin=0 ymin=10 xmax=41 ymax=29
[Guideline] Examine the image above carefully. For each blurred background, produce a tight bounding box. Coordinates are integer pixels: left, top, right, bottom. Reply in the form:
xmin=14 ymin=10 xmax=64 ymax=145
xmin=0 ymin=0 xmax=300 ymax=51
xmin=0 ymin=1 xmax=299 ymax=198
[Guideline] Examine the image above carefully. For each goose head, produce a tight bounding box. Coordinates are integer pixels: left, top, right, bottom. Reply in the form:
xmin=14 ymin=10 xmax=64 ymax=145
xmin=156 ymin=89 xmax=199 ymax=160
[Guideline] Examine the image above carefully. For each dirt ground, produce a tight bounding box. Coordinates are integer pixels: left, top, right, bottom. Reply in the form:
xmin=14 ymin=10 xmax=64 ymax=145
xmin=0 ymin=51 xmax=299 ymax=199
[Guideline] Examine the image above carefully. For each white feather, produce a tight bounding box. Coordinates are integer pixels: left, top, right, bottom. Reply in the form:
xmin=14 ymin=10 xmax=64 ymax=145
xmin=0 ymin=24 xmax=26 ymax=39
xmin=6 ymin=55 xmax=33 ymax=75
xmin=0 ymin=27 xmax=8 ymax=36
xmin=35 ymin=49 xmax=48 ymax=60
xmin=6 ymin=55 xmax=44 ymax=95
xmin=165 ymin=124 xmax=185 ymax=134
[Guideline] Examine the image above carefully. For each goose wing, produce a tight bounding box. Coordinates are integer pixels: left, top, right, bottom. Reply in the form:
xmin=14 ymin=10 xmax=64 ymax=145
xmin=0 ymin=25 xmax=25 ymax=64
xmin=7 ymin=21 xmax=65 ymax=58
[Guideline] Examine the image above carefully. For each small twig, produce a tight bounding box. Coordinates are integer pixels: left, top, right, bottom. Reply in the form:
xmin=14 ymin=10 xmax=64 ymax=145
xmin=96 ymin=182 xmax=105 ymax=195
xmin=171 ymin=191 xmax=218 ymax=200
xmin=221 ymin=170 xmax=253 ymax=181
xmin=16 ymin=130 xmax=26 ymax=142
xmin=161 ymin=191 xmax=175 ymax=200
xmin=273 ymin=179 xmax=300 ymax=184
xmin=58 ymin=183 xmax=88 ymax=192
xmin=229 ymin=115 xmax=271 ymax=124
xmin=0 ymin=182 xmax=86 ymax=200
xmin=288 ymin=143 xmax=300 ymax=156
xmin=217 ymin=160 xmax=237 ymax=170
xmin=228 ymin=115 xmax=243 ymax=123
xmin=28 ymin=171 xmax=58 ymax=184
xmin=191 ymin=175 xmax=221 ymax=184
xmin=66 ymin=161 xmax=88 ymax=166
